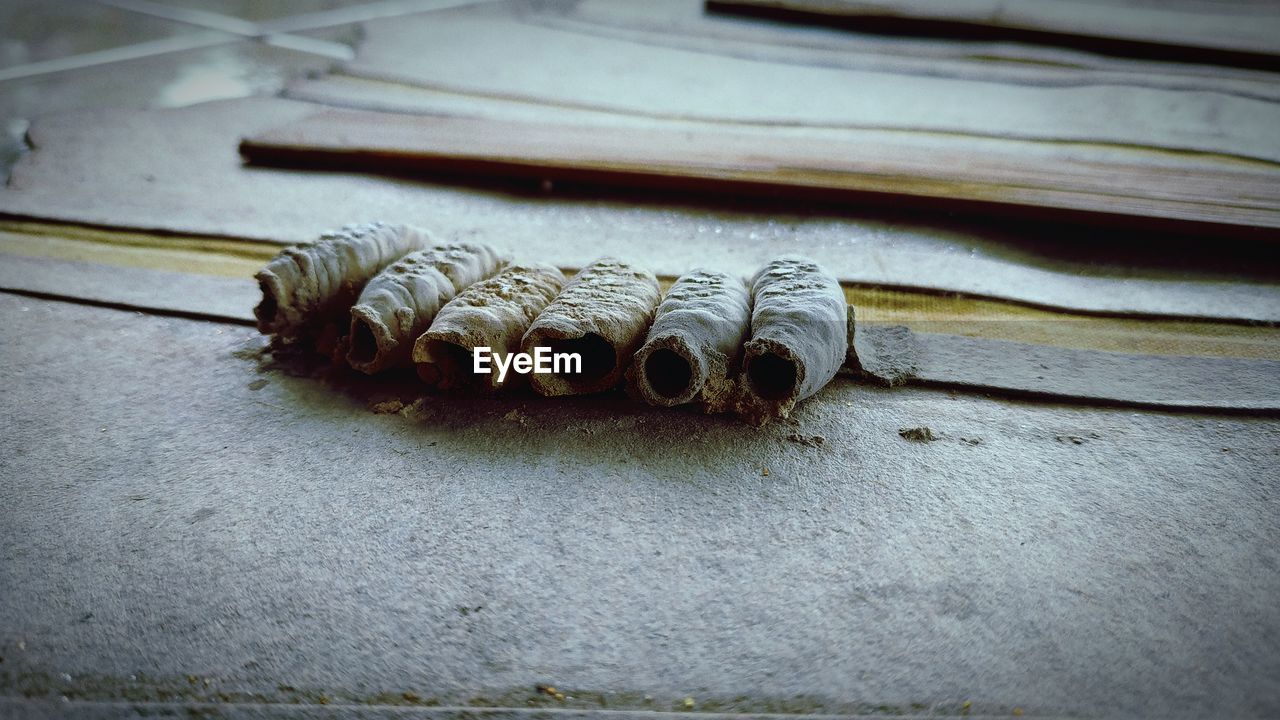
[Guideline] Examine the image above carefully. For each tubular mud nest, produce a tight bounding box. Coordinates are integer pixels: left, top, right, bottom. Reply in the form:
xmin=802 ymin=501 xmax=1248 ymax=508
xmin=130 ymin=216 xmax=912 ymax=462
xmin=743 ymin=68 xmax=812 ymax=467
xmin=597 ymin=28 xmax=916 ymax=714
xmin=255 ymin=222 xmax=849 ymax=425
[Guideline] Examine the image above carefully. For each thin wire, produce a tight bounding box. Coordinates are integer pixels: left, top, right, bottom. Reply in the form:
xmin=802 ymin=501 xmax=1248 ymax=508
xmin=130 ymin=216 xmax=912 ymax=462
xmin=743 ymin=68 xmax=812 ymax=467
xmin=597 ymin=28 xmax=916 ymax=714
xmin=0 ymin=31 xmax=230 ymax=83
xmin=95 ymin=0 xmax=355 ymax=60
xmin=0 ymin=0 xmax=493 ymax=82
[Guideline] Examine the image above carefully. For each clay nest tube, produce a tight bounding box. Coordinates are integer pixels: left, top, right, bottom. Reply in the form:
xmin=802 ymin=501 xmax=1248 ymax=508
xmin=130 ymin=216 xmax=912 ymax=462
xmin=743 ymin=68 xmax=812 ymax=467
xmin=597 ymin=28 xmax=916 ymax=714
xmin=412 ymin=263 xmax=566 ymax=391
xmin=254 ymin=221 xmax=433 ymax=341
xmin=736 ymin=257 xmax=846 ymax=425
xmin=346 ymin=242 xmax=509 ymax=374
xmin=522 ymin=258 xmax=661 ymax=396
xmin=627 ymin=269 xmax=750 ymax=412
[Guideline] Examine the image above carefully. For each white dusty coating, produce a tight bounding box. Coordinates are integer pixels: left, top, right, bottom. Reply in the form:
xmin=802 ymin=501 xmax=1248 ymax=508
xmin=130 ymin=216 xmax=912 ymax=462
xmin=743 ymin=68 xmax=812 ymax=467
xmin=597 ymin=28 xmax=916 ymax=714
xmin=346 ymin=242 xmax=509 ymax=374
xmin=412 ymin=263 xmax=566 ymax=392
xmin=253 ymin=221 xmax=431 ymax=340
xmin=737 ymin=257 xmax=847 ymax=425
xmin=626 ymin=269 xmax=750 ymax=412
xmin=522 ymin=258 xmax=661 ymax=396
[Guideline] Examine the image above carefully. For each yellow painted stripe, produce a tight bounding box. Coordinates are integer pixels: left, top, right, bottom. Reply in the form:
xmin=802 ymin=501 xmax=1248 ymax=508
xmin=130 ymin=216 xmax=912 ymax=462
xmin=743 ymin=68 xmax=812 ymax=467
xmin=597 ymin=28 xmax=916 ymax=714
xmin=2 ymin=221 xmax=1276 ymax=361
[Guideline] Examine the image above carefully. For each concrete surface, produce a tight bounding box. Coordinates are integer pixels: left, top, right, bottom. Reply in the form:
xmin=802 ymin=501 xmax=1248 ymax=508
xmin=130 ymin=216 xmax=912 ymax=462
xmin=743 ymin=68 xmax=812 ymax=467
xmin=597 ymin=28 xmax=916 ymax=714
xmin=3 ymin=3 xmax=1280 ymax=718
xmin=2 ymin=294 xmax=1278 ymax=718
xmin=0 ymin=0 xmax=362 ymax=182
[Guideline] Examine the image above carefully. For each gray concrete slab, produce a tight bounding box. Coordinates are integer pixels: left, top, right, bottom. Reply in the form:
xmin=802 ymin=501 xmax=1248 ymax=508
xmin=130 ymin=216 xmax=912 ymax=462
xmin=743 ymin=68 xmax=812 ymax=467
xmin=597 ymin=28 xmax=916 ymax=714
xmin=2 ymin=293 xmax=1278 ymax=718
xmin=0 ymin=2 xmax=360 ymax=182
xmin=0 ymin=2 xmax=192 ymax=72
xmin=0 ymin=251 xmax=256 ymax=324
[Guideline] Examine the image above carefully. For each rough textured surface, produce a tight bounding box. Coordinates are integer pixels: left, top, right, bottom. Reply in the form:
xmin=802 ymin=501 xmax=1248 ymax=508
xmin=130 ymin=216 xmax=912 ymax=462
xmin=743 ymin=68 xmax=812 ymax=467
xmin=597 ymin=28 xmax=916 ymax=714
xmin=847 ymin=321 xmax=920 ymax=388
xmin=414 ymin=262 xmax=566 ymax=392
xmin=522 ymin=258 xmax=660 ymax=396
xmin=347 ymin=241 xmax=508 ymax=374
xmin=627 ymin=269 xmax=750 ymax=411
xmin=843 ymin=323 xmax=1280 ymax=410
xmin=738 ymin=257 xmax=847 ymax=424
xmin=908 ymin=330 xmax=1280 ymax=411
xmin=2 ymin=294 xmax=1279 ymax=719
xmin=253 ymin=221 xmax=430 ymax=340
xmin=0 ymin=251 xmax=258 ymax=324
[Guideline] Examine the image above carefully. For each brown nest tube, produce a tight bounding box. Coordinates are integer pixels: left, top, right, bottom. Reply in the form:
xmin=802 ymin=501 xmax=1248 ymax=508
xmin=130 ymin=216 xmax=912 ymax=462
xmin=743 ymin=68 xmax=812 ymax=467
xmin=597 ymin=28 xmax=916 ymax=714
xmin=253 ymin=222 xmax=433 ymax=347
xmin=626 ymin=269 xmax=750 ymax=412
xmin=346 ymin=242 xmax=510 ymax=374
xmin=522 ymin=258 xmax=661 ymax=396
xmin=736 ymin=257 xmax=847 ymax=425
xmin=412 ymin=263 xmax=567 ymax=391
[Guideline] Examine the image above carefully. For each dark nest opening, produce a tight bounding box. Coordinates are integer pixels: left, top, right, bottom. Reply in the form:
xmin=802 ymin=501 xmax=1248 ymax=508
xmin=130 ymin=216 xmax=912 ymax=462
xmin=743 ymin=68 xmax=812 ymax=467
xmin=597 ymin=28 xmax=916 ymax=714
xmin=644 ymin=347 xmax=694 ymax=399
xmin=255 ymin=279 xmax=278 ymax=325
xmin=348 ymin=318 xmax=379 ymax=365
xmin=548 ymin=333 xmax=616 ymax=384
xmin=747 ymin=351 xmax=797 ymax=401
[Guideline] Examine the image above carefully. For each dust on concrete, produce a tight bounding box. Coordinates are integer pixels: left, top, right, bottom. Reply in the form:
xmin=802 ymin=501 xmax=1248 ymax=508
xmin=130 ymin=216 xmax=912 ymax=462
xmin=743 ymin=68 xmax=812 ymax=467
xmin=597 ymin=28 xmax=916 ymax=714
xmin=1055 ymin=431 xmax=1100 ymax=445
xmin=786 ymin=432 xmax=827 ymax=448
xmin=899 ymin=426 xmax=938 ymax=442
xmin=0 ymin=669 xmax=993 ymax=716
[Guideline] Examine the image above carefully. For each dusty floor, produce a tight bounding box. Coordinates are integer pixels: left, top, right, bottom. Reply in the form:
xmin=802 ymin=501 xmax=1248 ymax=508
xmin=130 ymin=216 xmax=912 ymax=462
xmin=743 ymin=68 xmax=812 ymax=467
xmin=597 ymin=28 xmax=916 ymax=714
xmin=3 ymin=293 xmax=1279 ymax=718
xmin=0 ymin=0 xmax=364 ymax=181
xmin=2 ymin=2 xmax=1280 ymax=718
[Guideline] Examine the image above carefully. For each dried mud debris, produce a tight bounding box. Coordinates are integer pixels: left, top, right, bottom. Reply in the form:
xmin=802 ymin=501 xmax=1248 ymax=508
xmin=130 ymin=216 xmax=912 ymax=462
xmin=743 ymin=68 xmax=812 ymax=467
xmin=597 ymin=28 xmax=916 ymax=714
xmin=899 ymin=426 xmax=938 ymax=442
xmin=1056 ymin=432 xmax=1100 ymax=445
xmin=787 ymin=432 xmax=827 ymax=448
xmin=536 ymin=685 xmax=566 ymax=701
xmin=369 ymin=398 xmax=406 ymax=415
xmin=845 ymin=320 xmax=919 ymax=387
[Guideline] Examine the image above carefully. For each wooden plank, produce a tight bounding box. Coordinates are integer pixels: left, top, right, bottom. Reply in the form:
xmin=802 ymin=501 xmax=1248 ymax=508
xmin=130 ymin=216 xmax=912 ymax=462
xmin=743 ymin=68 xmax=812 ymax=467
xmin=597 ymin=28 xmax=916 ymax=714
xmin=240 ymin=108 xmax=1280 ymax=236
xmin=706 ymin=0 xmax=1280 ymax=69
xmin=344 ymin=2 xmax=1280 ymax=164
xmin=554 ymin=0 xmax=1280 ymax=102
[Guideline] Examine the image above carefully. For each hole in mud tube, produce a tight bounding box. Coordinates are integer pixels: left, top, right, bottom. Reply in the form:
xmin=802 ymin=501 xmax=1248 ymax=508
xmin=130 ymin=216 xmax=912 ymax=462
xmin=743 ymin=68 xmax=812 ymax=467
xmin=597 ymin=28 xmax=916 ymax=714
xmin=747 ymin=351 xmax=797 ymax=401
xmin=427 ymin=340 xmax=481 ymax=388
xmin=349 ymin=319 xmax=379 ymax=364
xmin=548 ymin=333 xmax=615 ymax=383
xmin=255 ymin=280 xmax=278 ymax=324
xmin=645 ymin=348 xmax=694 ymax=399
